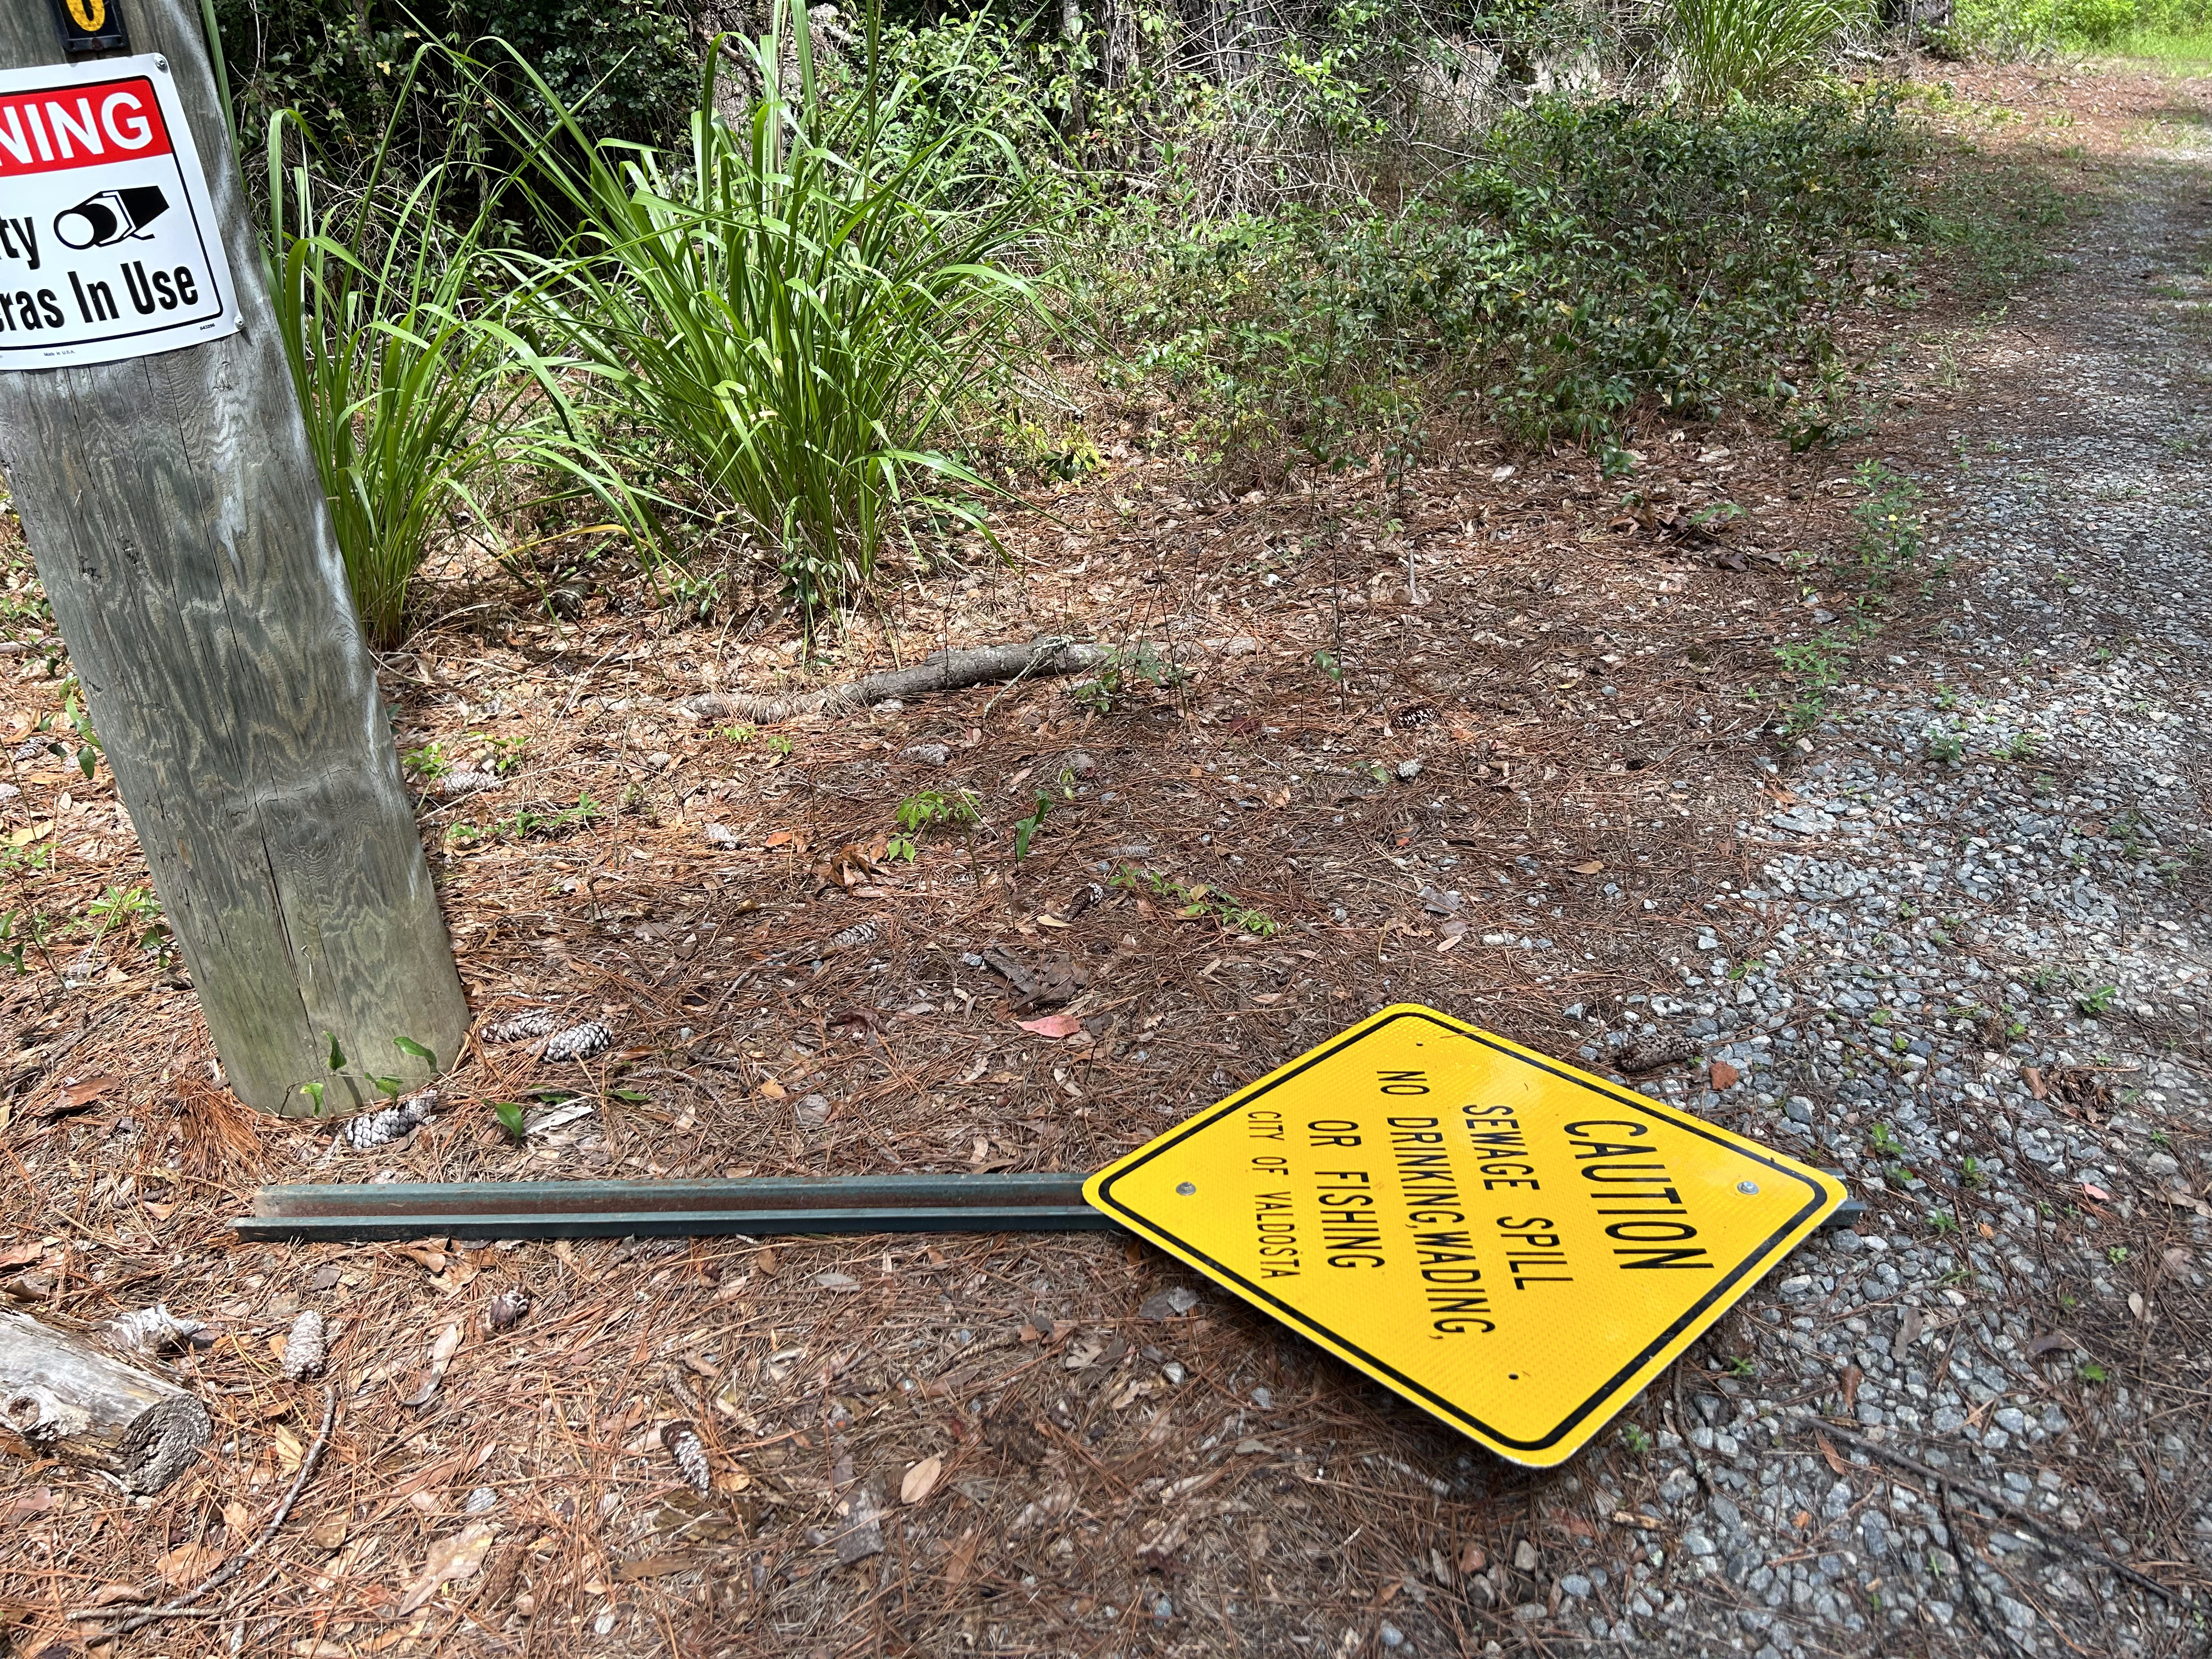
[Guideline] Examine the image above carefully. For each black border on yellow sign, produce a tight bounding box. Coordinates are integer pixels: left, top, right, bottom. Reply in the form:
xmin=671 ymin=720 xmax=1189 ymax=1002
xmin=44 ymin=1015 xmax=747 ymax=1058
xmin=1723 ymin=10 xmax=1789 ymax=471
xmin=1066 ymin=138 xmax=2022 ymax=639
xmin=1091 ymin=1006 xmax=1833 ymax=1454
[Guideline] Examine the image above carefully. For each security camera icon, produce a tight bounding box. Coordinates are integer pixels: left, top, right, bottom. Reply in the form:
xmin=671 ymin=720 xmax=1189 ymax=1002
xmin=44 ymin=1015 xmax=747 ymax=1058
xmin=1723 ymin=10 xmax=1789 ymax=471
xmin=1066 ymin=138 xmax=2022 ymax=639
xmin=54 ymin=186 xmax=170 ymax=250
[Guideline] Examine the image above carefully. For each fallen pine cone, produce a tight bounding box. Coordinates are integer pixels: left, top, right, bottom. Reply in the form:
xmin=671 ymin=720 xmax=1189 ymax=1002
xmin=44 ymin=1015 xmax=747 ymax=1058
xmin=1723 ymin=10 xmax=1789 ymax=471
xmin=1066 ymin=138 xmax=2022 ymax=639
xmin=482 ymin=1008 xmax=558 ymax=1045
xmin=342 ymin=1091 xmax=438 ymax=1150
xmin=283 ymin=1310 xmax=326 ymax=1380
xmin=103 ymin=1304 xmax=202 ymax=1357
xmin=1614 ymin=1032 xmax=1697 ymax=1075
xmin=486 ymin=1288 xmax=531 ymax=1332
xmin=662 ymin=1420 xmax=711 ymax=1492
xmin=542 ymin=1021 xmax=613 ymax=1062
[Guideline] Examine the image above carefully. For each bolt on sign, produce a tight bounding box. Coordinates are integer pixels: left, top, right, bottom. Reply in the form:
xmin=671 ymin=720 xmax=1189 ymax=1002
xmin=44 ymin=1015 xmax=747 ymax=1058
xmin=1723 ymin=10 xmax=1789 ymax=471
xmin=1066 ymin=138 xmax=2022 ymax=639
xmin=1086 ymin=1005 xmax=1847 ymax=1466
xmin=0 ymin=55 xmax=235 ymax=369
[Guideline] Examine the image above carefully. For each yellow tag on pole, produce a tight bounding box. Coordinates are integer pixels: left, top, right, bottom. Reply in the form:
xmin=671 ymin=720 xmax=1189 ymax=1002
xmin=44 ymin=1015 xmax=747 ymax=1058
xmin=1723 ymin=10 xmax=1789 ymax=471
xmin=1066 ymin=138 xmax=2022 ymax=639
xmin=1085 ymin=1005 xmax=1846 ymax=1466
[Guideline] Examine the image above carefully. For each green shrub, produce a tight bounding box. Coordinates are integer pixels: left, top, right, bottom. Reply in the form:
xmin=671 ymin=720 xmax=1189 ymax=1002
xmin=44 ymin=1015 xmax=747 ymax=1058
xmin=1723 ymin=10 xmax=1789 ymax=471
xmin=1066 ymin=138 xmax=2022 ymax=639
xmin=502 ymin=5 xmax=1048 ymax=618
xmin=1940 ymin=0 xmax=2152 ymax=52
xmin=211 ymin=0 xmax=694 ymax=174
xmin=1107 ymin=94 xmax=1917 ymax=471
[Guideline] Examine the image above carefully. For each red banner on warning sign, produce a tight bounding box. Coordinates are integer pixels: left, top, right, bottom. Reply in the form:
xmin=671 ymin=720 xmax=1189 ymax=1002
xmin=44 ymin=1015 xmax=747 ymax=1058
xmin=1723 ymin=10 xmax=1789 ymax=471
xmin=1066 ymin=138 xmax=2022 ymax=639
xmin=0 ymin=78 xmax=172 ymax=179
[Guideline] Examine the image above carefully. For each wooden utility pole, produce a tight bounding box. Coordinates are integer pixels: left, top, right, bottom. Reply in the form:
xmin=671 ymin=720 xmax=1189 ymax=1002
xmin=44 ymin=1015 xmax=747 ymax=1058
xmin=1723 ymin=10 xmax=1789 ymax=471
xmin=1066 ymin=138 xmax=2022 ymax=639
xmin=0 ymin=0 xmax=467 ymax=1113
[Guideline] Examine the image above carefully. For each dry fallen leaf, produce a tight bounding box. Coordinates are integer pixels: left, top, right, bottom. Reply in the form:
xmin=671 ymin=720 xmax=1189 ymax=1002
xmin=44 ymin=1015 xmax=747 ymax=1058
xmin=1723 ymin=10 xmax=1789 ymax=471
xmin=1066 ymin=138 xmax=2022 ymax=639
xmin=0 ymin=1242 xmax=40 ymax=1271
xmin=1815 ymin=1433 xmax=1850 ymax=1477
xmin=617 ymin=1551 xmax=702 ymax=1582
xmin=156 ymin=1544 xmax=223 ymax=1589
xmin=55 ymin=1075 xmax=116 ymax=1111
xmin=1571 ymin=860 xmax=1605 ymax=874
xmin=271 ymin=1424 xmax=305 ymax=1475
xmin=1891 ymin=1306 xmax=1923 ymax=1361
xmin=222 ymin=1499 xmax=254 ymax=1534
xmin=82 ymin=1583 xmax=149 ymax=1609
xmin=1018 ymin=1014 xmax=1085 ymax=1040
xmin=3 ymin=1486 xmax=52 ymax=1520
xmin=944 ymin=1531 xmax=980 ymax=1589
xmin=1710 ymin=1061 xmax=1740 ymax=1090
xmin=394 ymin=1522 xmax=495 ymax=1616
xmin=900 ymin=1454 xmax=944 ymax=1505
xmin=402 ymin=1323 xmax=463 ymax=1409
xmin=758 ymin=1079 xmax=789 ymax=1101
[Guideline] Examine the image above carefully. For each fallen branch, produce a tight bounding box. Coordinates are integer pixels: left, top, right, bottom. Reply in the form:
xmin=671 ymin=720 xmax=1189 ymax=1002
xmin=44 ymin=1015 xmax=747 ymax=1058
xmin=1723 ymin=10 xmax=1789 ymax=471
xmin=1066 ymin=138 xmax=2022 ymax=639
xmin=1815 ymin=1422 xmax=2172 ymax=1601
xmin=1937 ymin=1475 xmax=2032 ymax=1659
xmin=72 ymin=1385 xmax=337 ymax=1638
xmin=0 ymin=1309 xmax=209 ymax=1493
xmin=681 ymin=636 xmax=1135 ymax=725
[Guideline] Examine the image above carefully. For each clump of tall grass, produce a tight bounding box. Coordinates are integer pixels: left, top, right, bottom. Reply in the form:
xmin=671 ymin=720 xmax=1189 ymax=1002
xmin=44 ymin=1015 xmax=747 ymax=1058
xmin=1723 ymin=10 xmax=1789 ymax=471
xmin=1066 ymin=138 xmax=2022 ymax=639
xmin=1671 ymin=0 xmax=1867 ymax=109
xmin=263 ymin=53 xmax=652 ymax=647
xmin=498 ymin=3 xmax=1047 ymax=619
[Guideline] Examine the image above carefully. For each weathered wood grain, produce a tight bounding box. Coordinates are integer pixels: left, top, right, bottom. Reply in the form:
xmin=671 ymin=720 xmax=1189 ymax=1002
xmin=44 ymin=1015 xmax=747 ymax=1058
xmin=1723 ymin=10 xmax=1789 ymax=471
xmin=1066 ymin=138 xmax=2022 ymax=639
xmin=0 ymin=1309 xmax=208 ymax=1492
xmin=0 ymin=1 xmax=467 ymax=1113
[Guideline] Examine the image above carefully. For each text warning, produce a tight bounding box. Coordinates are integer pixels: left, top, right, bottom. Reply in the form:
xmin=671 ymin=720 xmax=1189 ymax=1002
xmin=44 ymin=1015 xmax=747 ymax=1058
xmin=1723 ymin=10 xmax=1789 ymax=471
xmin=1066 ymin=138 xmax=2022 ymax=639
xmin=1086 ymin=1004 xmax=1847 ymax=1466
xmin=0 ymin=56 xmax=235 ymax=369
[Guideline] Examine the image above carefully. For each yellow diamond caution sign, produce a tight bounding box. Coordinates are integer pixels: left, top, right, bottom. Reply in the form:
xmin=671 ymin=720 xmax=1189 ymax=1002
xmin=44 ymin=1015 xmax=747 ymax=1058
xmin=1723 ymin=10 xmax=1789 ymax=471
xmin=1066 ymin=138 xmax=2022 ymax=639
xmin=1085 ymin=1004 xmax=1846 ymax=1466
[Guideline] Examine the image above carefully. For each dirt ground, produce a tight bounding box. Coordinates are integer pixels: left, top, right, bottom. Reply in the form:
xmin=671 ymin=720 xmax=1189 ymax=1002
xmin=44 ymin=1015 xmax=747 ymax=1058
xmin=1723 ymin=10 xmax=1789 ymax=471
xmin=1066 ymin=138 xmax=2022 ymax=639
xmin=1 ymin=52 xmax=2208 ymax=1659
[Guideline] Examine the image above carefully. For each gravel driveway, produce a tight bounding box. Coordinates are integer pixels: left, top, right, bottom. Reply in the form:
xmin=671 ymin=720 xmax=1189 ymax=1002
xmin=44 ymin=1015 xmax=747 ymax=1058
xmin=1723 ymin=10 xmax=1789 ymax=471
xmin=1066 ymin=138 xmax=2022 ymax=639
xmin=1582 ymin=111 xmax=2212 ymax=1659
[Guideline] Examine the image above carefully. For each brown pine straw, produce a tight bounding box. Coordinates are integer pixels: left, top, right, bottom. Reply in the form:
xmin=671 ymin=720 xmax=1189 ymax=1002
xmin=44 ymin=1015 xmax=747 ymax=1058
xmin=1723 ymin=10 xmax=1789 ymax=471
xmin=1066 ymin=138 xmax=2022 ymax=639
xmin=68 ymin=1385 xmax=337 ymax=1638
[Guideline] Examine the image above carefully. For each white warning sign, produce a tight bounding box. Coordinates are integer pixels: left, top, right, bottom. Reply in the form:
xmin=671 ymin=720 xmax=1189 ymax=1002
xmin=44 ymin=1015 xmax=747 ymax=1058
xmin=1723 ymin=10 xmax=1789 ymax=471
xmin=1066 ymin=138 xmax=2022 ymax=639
xmin=0 ymin=55 xmax=236 ymax=369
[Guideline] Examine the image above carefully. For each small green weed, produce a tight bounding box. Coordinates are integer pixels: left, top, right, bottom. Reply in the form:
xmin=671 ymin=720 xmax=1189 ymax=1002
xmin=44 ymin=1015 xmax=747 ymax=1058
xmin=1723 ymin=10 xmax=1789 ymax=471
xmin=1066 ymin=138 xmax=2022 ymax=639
xmin=295 ymin=1033 xmax=438 ymax=1115
xmin=1012 ymin=768 xmax=1077 ymax=860
xmin=1111 ymin=864 xmax=1280 ymax=936
xmin=1849 ymin=461 xmax=1923 ymax=585
xmin=448 ymin=795 xmax=604 ymax=847
xmin=0 ymin=907 xmax=57 ymax=977
xmin=404 ymin=740 xmax=455 ymax=781
xmin=1071 ymin=642 xmax=1191 ymax=715
xmin=26 ymin=683 xmax=102 ymax=781
xmin=82 ymin=884 xmax=168 ymax=965
xmin=887 ymin=787 xmax=981 ymax=861
xmin=1869 ymin=1122 xmax=1904 ymax=1157
xmin=2078 ymin=984 xmax=2117 ymax=1016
